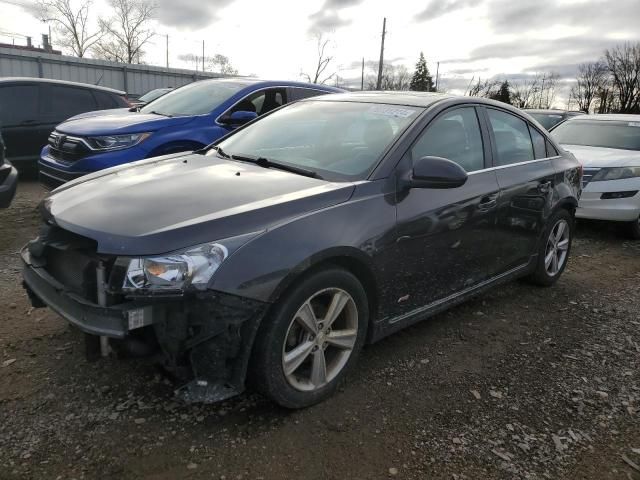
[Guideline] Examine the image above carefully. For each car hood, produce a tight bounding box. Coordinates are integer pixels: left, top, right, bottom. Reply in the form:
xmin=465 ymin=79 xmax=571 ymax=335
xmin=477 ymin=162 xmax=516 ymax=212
xmin=67 ymin=108 xmax=132 ymax=121
xmin=56 ymin=112 xmax=194 ymax=136
xmin=561 ymin=144 xmax=640 ymax=168
xmin=42 ymin=153 xmax=355 ymax=255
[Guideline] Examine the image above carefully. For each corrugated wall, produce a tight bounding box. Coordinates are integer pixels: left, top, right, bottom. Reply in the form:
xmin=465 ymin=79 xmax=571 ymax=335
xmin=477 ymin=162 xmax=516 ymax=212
xmin=0 ymin=46 xmax=227 ymax=96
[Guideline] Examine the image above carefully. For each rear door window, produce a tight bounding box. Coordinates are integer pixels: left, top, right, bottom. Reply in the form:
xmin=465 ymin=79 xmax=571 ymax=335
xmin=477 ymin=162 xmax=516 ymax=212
xmin=0 ymin=84 xmax=39 ymax=126
xmin=411 ymin=107 xmax=485 ymax=172
xmin=487 ymin=109 xmax=535 ymax=166
xmin=289 ymin=87 xmax=330 ymax=101
xmin=49 ymin=86 xmax=98 ymax=121
xmin=93 ymin=90 xmax=120 ymax=109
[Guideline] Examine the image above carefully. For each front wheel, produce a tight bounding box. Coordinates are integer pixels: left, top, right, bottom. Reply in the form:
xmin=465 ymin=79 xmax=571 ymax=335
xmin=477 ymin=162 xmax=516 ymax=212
xmin=627 ymin=215 xmax=640 ymax=240
xmin=525 ymin=209 xmax=573 ymax=286
xmin=249 ymin=268 xmax=368 ymax=408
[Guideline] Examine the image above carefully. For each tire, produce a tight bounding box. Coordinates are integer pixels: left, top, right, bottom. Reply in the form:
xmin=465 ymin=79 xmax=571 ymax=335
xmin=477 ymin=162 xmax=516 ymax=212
xmin=249 ymin=268 xmax=369 ymax=409
xmin=525 ymin=209 xmax=573 ymax=286
xmin=627 ymin=215 xmax=640 ymax=240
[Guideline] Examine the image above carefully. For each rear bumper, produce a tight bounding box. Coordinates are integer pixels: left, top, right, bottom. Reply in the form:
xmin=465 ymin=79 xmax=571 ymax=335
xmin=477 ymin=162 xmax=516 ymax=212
xmin=577 ymin=190 xmax=640 ymax=222
xmin=0 ymin=161 xmax=18 ymax=208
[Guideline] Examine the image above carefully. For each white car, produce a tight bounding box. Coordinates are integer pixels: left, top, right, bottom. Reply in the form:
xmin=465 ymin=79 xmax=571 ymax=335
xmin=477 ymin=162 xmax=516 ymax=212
xmin=551 ymin=114 xmax=640 ymax=238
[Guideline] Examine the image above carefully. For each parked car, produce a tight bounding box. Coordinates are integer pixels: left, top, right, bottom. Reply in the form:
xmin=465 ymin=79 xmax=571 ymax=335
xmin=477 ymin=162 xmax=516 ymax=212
xmin=130 ymin=87 xmax=173 ymax=108
xmin=551 ymin=114 xmax=640 ymax=238
xmin=0 ymin=124 xmax=18 ymax=207
xmin=0 ymin=78 xmax=129 ymax=172
xmin=525 ymin=109 xmax=585 ymax=130
xmin=38 ymin=79 xmax=343 ymax=189
xmin=23 ymin=93 xmax=580 ymax=408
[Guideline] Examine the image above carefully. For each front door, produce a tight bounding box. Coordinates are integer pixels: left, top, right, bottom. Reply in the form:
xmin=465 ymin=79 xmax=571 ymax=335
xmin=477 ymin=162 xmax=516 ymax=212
xmin=0 ymin=83 xmax=43 ymax=168
xmin=387 ymin=106 xmax=501 ymax=320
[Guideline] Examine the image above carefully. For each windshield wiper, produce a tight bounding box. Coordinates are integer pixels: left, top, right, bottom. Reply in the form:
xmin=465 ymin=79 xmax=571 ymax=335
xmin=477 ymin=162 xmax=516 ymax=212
xmin=230 ymin=154 xmax=322 ymax=179
xmin=148 ymin=110 xmax=173 ymax=118
xmin=208 ymin=145 xmax=231 ymax=158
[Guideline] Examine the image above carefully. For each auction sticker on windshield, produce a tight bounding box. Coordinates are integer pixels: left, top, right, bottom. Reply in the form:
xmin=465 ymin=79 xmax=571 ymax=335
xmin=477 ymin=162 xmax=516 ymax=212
xmin=369 ymin=105 xmax=417 ymax=118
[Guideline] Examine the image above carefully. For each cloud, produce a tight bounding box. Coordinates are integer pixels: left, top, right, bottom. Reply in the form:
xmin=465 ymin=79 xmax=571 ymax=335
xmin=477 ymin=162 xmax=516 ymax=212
xmin=155 ymin=0 xmax=234 ymax=29
xmin=487 ymin=0 xmax=640 ymax=33
xmin=308 ymin=0 xmax=364 ymax=33
xmin=415 ymin=0 xmax=482 ymax=22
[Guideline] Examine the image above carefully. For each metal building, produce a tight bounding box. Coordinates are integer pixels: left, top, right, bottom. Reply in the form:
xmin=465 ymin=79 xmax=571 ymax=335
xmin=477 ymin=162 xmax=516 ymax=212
xmin=0 ymin=45 xmax=228 ymax=96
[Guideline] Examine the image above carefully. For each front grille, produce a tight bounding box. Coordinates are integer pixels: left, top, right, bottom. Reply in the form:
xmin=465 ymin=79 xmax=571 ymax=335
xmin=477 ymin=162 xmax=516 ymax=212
xmin=29 ymin=223 xmax=115 ymax=304
xmin=48 ymin=132 xmax=91 ymax=164
xmin=582 ymin=168 xmax=600 ymax=188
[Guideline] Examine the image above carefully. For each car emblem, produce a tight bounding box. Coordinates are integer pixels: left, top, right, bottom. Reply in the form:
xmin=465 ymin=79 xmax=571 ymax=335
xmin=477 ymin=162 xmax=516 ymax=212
xmin=54 ymin=134 xmax=66 ymax=149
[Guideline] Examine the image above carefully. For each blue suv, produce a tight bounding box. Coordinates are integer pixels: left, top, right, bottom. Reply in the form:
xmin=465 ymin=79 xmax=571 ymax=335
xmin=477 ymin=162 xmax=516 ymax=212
xmin=39 ymin=79 xmax=342 ymax=189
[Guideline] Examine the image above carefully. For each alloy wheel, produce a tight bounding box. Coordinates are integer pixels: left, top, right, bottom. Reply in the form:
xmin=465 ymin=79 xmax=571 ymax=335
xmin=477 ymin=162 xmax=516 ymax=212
xmin=281 ymin=288 xmax=358 ymax=392
xmin=545 ymin=219 xmax=570 ymax=276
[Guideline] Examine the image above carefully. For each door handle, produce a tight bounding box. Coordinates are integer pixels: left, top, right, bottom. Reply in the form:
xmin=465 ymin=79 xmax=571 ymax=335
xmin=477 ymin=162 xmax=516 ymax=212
xmin=537 ymin=181 xmax=552 ymax=194
xmin=478 ymin=193 xmax=499 ymax=211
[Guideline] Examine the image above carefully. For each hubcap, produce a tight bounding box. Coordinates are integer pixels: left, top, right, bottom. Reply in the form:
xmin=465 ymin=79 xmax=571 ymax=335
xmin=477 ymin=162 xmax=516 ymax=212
xmin=545 ymin=219 xmax=570 ymax=276
xmin=282 ymin=288 xmax=358 ymax=392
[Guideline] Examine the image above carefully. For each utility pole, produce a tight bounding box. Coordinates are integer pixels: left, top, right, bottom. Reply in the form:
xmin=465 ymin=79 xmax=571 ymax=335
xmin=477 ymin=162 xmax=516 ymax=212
xmin=435 ymin=61 xmax=440 ymax=91
xmin=165 ymin=34 xmax=169 ymax=68
xmin=361 ymin=57 xmax=364 ymax=90
xmin=202 ymin=40 xmax=205 ymax=72
xmin=375 ymin=17 xmax=386 ymax=91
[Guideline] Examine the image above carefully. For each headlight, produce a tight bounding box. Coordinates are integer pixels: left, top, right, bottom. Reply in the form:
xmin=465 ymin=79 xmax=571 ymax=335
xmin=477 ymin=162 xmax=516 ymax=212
xmin=87 ymin=133 xmax=151 ymax=151
xmin=123 ymin=243 xmax=228 ymax=292
xmin=591 ymin=166 xmax=640 ymax=182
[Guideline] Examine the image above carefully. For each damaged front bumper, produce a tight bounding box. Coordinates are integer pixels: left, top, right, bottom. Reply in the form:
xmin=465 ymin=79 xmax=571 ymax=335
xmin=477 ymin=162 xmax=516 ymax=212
xmin=21 ymin=247 xmax=270 ymax=403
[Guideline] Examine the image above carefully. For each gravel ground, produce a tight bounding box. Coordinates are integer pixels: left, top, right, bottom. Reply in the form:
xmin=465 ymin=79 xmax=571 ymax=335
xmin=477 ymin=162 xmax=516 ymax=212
xmin=1 ymin=181 xmax=639 ymax=480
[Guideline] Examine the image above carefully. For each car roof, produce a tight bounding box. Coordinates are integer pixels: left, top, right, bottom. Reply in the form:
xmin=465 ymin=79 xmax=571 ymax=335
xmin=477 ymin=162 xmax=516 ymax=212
xmin=568 ymin=113 xmax=640 ymax=122
xmin=306 ymin=91 xmax=538 ymax=114
xmin=0 ymin=77 xmax=126 ymax=95
xmin=189 ymin=77 xmax=344 ymax=92
xmin=524 ymin=109 xmax=584 ymax=115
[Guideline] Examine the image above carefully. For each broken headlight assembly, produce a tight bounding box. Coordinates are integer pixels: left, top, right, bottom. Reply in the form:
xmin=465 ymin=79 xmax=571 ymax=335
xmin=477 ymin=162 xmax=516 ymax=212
xmin=121 ymin=232 xmax=261 ymax=293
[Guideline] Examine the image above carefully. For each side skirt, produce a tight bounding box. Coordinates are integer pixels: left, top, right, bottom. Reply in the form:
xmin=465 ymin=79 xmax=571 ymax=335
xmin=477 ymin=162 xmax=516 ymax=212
xmin=369 ymin=258 xmax=536 ymax=343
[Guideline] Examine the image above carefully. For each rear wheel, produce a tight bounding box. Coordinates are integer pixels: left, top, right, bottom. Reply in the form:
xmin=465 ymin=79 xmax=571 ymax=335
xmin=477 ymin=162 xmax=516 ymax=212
xmin=526 ymin=209 xmax=573 ymax=286
xmin=627 ymin=215 xmax=640 ymax=240
xmin=249 ymin=268 xmax=368 ymax=408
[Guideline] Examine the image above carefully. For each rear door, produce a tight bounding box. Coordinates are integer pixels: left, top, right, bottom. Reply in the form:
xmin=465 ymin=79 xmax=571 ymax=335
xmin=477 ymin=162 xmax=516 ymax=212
xmin=482 ymin=107 xmax=557 ymax=271
xmin=0 ymin=82 xmax=42 ymax=168
xmin=388 ymin=106 xmax=501 ymax=318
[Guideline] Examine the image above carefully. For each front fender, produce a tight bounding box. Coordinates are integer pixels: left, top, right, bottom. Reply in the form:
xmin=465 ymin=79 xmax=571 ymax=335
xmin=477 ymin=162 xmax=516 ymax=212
xmin=209 ymin=180 xmax=396 ymax=304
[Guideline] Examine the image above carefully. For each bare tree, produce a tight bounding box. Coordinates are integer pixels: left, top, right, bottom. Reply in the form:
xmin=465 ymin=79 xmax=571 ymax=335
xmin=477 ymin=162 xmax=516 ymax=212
xmin=301 ymin=33 xmax=335 ymax=84
xmin=604 ymin=43 xmax=640 ymax=113
xmin=94 ymin=0 xmax=155 ymax=64
xmin=467 ymin=77 xmax=499 ymax=97
xmin=510 ymin=73 xmax=560 ymax=109
xmin=36 ymin=0 xmax=102 ymax=57
xmin=208 ymin=54 xmax=237 ymax=75
xmin=366 ymin=64 xmax=412 ymax=91
xmin=570 ymin=61 xmax=608 ymax=112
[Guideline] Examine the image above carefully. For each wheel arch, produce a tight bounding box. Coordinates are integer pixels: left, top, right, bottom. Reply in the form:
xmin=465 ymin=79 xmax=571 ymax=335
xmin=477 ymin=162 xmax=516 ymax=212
xmin=267 ymin=247 xmax=380 ymax=336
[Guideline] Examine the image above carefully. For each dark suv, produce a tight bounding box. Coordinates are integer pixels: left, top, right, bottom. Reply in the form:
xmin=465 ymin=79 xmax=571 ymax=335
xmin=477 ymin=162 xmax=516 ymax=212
xmin=22 ymin=92 xmax=581 ymax=408
xmin=0 ymin=78 xmax=129 ymax=171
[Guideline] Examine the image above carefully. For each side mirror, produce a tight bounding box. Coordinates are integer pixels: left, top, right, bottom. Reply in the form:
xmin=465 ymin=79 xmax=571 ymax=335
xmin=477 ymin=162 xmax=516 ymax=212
xmin=221 ymin=110 xmax=258 ymax=126
xmin=410 ymin=156 xmax=468 ymax=189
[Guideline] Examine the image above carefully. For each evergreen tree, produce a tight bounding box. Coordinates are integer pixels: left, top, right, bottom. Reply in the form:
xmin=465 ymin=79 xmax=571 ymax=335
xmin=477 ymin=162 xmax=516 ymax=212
xmin=491 ymin=80 xmax=512 ymax=105
xmin=410 ymin=52 xmax=435 ymax=92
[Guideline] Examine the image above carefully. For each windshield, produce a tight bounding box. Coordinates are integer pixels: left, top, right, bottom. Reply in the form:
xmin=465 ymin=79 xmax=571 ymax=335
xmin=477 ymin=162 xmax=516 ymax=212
xmin=213 ymin=100 xmax=422 ymax=180
xmin=139 ymin=88 xmax=170 ymax=103
xmin=529 ymin=112 xmax=565 ymax=130
xmin=139 ymin=81 xmax=245 ymax=116
xmin=552 ymin=120 xmax=640 ymax=151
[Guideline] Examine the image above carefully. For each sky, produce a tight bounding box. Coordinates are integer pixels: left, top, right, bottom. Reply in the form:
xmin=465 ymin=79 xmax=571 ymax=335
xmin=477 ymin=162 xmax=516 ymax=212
xmin=1 ymin=0 xmax=640 ymax=106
